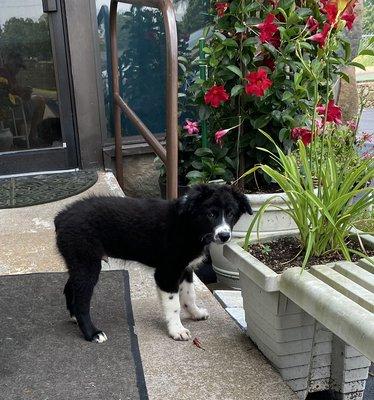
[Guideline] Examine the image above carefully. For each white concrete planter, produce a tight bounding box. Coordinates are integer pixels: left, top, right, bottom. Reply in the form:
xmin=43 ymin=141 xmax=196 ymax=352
xmin=210 ymin=191 xmax=298 ymax=289
xmin=223 ymin=234 xmax=374 ymax=400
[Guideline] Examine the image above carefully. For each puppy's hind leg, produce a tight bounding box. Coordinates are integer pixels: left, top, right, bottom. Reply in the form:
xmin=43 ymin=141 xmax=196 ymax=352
xmin=179 ymin=267 xmax=209 ymax=321
xmin=64 ymin=277 xmax=77 ymax=323
xmin=71 ymin=260 xmax=107 ymax=343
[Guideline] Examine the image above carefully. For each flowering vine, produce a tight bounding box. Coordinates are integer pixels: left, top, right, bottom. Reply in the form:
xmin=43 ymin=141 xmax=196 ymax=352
xmin=186 ymin=0 xmax=359 ymax=185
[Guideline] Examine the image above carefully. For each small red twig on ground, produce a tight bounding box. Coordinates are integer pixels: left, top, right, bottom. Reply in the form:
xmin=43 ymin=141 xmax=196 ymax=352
xmin=193 ymin=337 xmax=205 ymax=351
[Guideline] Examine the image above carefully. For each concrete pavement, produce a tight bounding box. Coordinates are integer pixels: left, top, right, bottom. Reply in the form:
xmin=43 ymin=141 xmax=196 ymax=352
xmin=0 ymin=171 xmax=297 ymax=400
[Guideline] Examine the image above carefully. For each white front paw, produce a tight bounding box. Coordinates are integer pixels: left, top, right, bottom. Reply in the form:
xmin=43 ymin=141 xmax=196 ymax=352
xmin=168 ymin=324 xmax=191 ymax=341
xmin=191 ymin=307 xmax=209 ymax=321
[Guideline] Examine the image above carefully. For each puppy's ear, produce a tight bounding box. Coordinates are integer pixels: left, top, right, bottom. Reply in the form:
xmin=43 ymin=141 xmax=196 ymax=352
xmin=177 ymin=184 xmax=213 ymax=215
xmin=230 ymin=186 xmax=253 ymax=215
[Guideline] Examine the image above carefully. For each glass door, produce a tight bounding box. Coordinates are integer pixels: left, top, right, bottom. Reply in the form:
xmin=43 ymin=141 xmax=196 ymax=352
xmin=0 ymin=0 xmax=78 ymax=175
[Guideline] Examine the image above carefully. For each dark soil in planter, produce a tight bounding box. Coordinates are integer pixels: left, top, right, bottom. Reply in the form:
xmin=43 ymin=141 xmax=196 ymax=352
xmin=241 ymin=181 xmax=283 ymax=195
xmin=249 ymin=236 xmax=374 ymax=273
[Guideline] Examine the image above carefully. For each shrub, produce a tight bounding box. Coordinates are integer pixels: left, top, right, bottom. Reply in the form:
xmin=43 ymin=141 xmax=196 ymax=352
xmin=187 ymin=0 xmax=359 ymax=188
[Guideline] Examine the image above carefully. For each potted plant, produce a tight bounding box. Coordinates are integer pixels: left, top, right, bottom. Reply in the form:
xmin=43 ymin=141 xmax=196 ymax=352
xmin=223 ymin=0 xmax=374 ymax=396
xmin=156 ymin=122 xmax=232 ymax=198
xmin=183 ymin=0 xmax=360 ymax=285
xmin=0 ymin=76 xmax=16 ymax=151
xmin=224 ymin=126 xmax=373 ymax=398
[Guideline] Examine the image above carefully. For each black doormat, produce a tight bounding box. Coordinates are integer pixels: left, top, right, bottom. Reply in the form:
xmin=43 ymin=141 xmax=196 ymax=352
xmin=0 ymin=170 xmax=98 ymax=209
xmin=0 ymin=270 xmax=148 ymax=400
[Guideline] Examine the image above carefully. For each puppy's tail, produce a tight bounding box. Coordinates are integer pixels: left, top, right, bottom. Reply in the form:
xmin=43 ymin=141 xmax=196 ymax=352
xmin=54 ymin=209 xmax=66 ymax=232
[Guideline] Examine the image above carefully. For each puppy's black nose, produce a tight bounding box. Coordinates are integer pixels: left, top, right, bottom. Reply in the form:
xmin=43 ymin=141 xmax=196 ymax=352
xmin=218 ymin=231 xmax=231 ymax=242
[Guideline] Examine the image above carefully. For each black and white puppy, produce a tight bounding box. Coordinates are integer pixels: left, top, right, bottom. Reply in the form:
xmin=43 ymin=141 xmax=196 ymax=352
xmin=54 ymin=184 xmax=252 ymax=343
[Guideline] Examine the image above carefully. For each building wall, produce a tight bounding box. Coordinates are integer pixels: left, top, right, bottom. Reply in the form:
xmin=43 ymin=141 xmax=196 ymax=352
xmin=64 ymin=0 xmax=106 ymax=169
xmin=103 ymin=150 xmax=161 ymax=198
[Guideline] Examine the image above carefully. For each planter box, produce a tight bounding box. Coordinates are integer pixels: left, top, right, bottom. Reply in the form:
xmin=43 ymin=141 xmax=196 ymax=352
xmin=224 ymin=234 xmax=374 ymax=400
xmin=211 ymin=192 xmax=298 ymax=289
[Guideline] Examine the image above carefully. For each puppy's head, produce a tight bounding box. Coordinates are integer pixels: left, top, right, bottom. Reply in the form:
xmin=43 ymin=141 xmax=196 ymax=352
xmin=177 ymin=184 xmax=252 ymax=245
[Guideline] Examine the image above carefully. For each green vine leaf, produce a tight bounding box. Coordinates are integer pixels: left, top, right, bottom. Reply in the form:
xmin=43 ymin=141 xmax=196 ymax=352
xmin=231 ymin=84 xmax=244 ymax=97
xmin=226 ymin=65 xmax=243 ymax=78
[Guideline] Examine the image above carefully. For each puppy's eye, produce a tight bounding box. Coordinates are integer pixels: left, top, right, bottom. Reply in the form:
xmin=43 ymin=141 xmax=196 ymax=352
xmin=207 ymin=211 xmax=216 ymax=219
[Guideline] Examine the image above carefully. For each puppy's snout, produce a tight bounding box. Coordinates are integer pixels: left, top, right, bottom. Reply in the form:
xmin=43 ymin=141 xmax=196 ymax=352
xmin=218 ymin=231 xmax=231 ymax=243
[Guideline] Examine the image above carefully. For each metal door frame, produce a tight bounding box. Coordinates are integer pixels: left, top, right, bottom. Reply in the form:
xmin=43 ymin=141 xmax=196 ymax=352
xmin=0 ymin=0 xmax=79 ymax=175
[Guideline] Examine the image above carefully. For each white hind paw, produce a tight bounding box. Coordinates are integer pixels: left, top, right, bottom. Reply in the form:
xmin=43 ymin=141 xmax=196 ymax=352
xmin=191 ymin=307 xmax=209 ymax=321
xmin=92 ymin=332 xmax=107 ymax=343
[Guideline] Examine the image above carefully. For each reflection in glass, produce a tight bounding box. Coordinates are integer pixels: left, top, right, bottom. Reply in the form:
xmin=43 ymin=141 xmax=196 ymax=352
xmin=0 ymin=1 xmax=62 ymax=152
xmin=96 ymin=0 xmax=210 ymax=139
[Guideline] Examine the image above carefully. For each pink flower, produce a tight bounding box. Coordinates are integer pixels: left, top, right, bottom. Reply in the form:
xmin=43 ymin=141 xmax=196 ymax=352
xmin=306 ymin=16 xmax=319 ymax=33
xmin=245 ymin=68 xmax=273 ymax=97
xmin=316 ymin=100 xmax=342 ymax=124
xmin=362 ymin=151 xmax=373 ymax=160
xmin=358 ymin=132 xmax=374 ymax=143
xmin=291 ymin=127 xmax=313 ymax=146
xmin=346 ymin=119 xmax=357 ymax=131
xmin=309 ymin=23 xmax=331 ymax=48
xmin=183 ymin=120 xmax=199 ymax=135
xmin=316 ymin=119 xmax=324 ymax=129
xmin=215 ymin=128 xmax=230 ymax=145
xmin=214 ymin=124 xmax=240 ymax=146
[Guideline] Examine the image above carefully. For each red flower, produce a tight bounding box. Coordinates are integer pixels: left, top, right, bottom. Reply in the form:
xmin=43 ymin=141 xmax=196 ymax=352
xmin=268 ymin=0 xmax=279 ymax=7
xmin=245 ymin=69 xmax=272 ymax=97
xmin=306 ymin=16 xmax=319 ymax=33
xmin=321 ymin=0 xmax=357 ymax=26
xmin=204 ymin=85 xmax=229 ymax=108
xmin=262 ymin=56 xmax=276 ymax=71
xmin=215 ymin=2 xmax=230 ymax=17
xmin=258 ymin=14 xmax=280 ymax=48
xmin=316 ymin=100 xmax=342 ymax=124
xmin=291 ymin=127 xmax=313 ymax=146
xmin=323 ymin=2 xmax=338 ymax=25
xmin=341 ymin=3 xmax=356 ymax=30
xmin=309 ymin=23 xmax=330 ymax=48
xmin=269 ymin=31 xmax=281 ymax=48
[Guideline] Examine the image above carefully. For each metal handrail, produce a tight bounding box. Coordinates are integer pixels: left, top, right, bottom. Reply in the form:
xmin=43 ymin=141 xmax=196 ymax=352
xmin=109 ymin=0 xmax=178 ymax=199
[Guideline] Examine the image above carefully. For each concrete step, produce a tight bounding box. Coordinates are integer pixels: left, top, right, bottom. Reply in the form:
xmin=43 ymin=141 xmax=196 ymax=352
xmin=0 ymin=171 xmax=297 ymax=400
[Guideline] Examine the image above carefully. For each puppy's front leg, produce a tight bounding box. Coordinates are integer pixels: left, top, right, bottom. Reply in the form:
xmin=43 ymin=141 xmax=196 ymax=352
xmin=158 ymin=289 xmax=191 ymax=341
xmin=179 ymin=267 xmax=209 ymax=321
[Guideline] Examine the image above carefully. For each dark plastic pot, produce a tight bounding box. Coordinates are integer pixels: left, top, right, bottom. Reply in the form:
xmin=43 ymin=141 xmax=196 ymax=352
xmin=159 ymin=178 xmax=190 ymax=199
